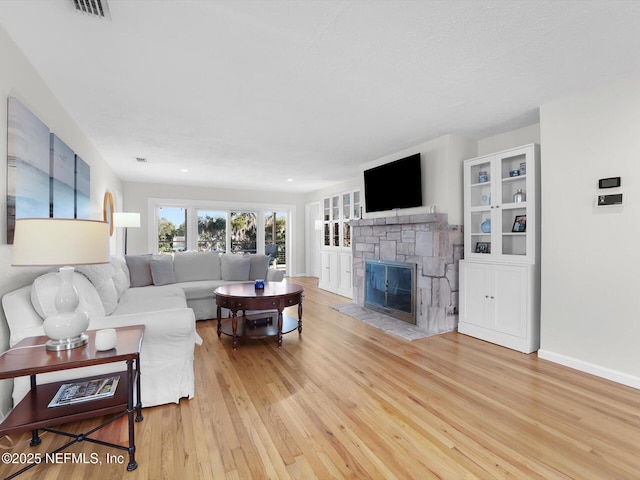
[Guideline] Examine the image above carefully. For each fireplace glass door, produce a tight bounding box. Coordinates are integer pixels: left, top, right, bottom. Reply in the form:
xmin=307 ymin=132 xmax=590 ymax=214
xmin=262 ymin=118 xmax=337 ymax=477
xmin=365 ymin=259 xmax=416 ymax=324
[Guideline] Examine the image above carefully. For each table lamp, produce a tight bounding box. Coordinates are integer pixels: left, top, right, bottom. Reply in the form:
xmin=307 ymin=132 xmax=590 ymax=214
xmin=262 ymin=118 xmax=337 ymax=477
xmin=12 ymin=218 xmax=110 ymax=351
xmin=113 ymin=212 xmax=140 ymax=254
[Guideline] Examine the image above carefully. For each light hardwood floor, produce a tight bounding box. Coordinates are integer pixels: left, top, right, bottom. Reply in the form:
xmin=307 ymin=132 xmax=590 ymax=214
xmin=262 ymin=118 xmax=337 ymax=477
xmin=1 ymin=277 xmax=639 ymax=479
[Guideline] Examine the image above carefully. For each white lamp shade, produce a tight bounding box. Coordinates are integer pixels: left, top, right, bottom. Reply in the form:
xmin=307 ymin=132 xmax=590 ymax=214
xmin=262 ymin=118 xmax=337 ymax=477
xmin=12 ymin=218 xmax=110 ymax=267
xmin=113 ymin=212 xmax=140 ymax=228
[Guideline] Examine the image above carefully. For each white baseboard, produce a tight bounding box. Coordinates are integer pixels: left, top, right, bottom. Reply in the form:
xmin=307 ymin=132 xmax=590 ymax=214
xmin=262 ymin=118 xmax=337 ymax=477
xmin=538 ymin=349 xmax=640 ymax=390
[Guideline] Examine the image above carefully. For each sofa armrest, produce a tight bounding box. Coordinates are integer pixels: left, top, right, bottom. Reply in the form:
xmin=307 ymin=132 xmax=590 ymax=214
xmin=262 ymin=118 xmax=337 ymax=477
xmin=266 ymin=268 xmax=284 ymax=282
xmin=89 ymin=308 xmax=202 ymax=345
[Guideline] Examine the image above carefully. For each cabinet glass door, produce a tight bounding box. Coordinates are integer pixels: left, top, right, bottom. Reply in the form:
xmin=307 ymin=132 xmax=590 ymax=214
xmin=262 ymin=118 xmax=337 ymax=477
xmin=498 ymin=150 xmax=528 ymax=257
xmin=467 ymin=158 xmax=493 ymax=257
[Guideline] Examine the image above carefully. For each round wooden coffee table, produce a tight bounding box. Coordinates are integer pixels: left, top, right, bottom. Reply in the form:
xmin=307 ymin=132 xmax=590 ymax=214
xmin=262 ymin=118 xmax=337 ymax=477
xmin=214 ymin=282 xmax=304 ymax=349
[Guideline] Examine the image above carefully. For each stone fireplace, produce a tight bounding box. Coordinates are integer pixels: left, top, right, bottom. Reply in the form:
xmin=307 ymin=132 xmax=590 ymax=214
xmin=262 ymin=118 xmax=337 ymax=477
xmin=351 ymin=213 xmax=462 ymax=336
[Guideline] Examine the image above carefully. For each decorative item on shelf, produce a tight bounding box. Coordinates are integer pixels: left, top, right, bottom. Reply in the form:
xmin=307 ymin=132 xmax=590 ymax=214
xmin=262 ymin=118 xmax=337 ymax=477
xmin=513 ymin=189 xmax=526 ymax=203
xmin=478 ymin=171 xmax=488 ymax=183
xmin=481 ymin=194 xmax=490 ymax=206
xmin=254 ymin=279 xmax=265 ymax=289
xmin=95 ymin=328 xmax=117 ymax=351
xmin=512 ymin=215 xmax=527 ymax=233
xmin=12 ymin=218 xmax=110 ymax=351
xmin=519 ymin=161 xmax=526 ymax=175
xmin=509 ymin=169 xmax=520 ymax=177
xmin=475 ymin=242 xmax=491 ymax=253
xmin=481 ymin=218 xmax=491 ymax=233
xmin=113 ymin=212 xmax=141 ymax=255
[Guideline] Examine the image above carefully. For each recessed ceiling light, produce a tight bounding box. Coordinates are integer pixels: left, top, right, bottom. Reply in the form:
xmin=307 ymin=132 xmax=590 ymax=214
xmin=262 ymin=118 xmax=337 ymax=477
xmin=287 ymin=178 xmax=293 ymax=182
xmin=181 ymin=169 xmax=189 ymax=173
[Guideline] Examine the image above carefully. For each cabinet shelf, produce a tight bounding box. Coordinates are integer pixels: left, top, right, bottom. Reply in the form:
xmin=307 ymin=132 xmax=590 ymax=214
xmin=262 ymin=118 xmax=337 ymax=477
xmin=470 ymin=181 xmax=491 ymax=188
xmin=501 ymin=174 xmax=527 ymax=183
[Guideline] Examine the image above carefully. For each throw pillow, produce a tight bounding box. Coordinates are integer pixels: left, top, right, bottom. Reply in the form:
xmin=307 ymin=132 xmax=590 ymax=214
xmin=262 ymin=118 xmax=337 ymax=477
xmin=125 ymin=254 xmax=153 ymax=287
xmin=221 ymin=254 xmax=251 ymax=281
xmin=247 ymin=254 xmax=270 ymax=280
xmin=31 ymin=271 xmax=106 ymax=320
xmin=150 ymin=255 xmax=176 ymax=286
xmin=173 ymin=252 xmax=221 ymax=282
xmin=76 ymin=263 xmax=118 ymax=315
xmin=110 ymin=255 xmax=131 ymax=299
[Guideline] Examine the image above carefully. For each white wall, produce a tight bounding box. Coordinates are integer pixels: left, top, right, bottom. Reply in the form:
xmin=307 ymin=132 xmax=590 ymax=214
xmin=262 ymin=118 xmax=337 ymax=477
xmin=539 ymin=75 xmax=640 ymax=388
xmin=0 ymin=26 xmax=123 ymax=416
xmin=122 ymin=182 xmax=307 ymax=275
xmin=478 ymin=124 xmax=540 ymax=157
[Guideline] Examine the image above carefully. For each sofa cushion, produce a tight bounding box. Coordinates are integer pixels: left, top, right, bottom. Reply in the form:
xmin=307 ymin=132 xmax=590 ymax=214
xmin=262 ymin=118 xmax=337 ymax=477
xmin=221 ymin=254 xmax=251 ymax=281
xmin=76 ymin=263 xmax=118 ymax=315
xmin=150 ymin=255 xmax=176 ymax=286
xmin=174 ymin=280 xmax=245 ymax=301
xmin=125 ymin=254 xmax=153 ymax=287
xmin=247 ymin=254 xmax=270 ymax=280
xmin=111 ymin=284 xmax=187 ymax=316
xmin=110 ymin=255 xmax=131 ymax=298
xmin=31 ymin=271 xmax=105 ymax=320
xmin=173 ymin=252 xmax=221 ymax=282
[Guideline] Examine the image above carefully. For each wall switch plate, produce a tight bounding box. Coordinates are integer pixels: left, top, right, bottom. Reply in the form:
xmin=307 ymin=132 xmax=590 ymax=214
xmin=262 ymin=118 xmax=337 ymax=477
xmin=596 ymin=193 xmax=624 ymax=207
xmin=599 ymin=177 xmax=621 ymax=189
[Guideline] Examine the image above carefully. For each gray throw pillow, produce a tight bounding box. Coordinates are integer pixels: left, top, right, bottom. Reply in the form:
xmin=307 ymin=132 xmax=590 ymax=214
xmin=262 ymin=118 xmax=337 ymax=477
xmin=150 ymin=255 xmax=176 ymax=286
xmin=247 ymin=254 xmax=270 ymax=280
xmin=125 ymin=254 xmax=153 ymax=287
xmin=221 ymin=254 xmax=251 ymax=281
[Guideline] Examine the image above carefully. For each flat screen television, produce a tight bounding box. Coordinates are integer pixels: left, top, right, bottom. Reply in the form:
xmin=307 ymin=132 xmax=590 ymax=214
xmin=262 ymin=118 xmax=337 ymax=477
xmin=364 ymin=153 xmax=423 ymax=213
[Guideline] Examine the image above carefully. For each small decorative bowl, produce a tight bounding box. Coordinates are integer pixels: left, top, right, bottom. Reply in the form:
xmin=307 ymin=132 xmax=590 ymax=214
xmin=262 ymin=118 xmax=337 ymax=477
xmin=509 ymin=169 xmax=520 ymax=177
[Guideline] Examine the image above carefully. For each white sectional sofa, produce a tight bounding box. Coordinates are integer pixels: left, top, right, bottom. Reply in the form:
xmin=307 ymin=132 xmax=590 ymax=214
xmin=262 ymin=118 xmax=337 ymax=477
xmin=1 ymin=252 xmax=284 ymax=409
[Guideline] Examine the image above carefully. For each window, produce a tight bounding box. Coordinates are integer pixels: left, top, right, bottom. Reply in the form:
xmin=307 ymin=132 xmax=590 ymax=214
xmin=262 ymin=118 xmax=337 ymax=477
xmin=265 ymin=211 xmax=287 ymax=271
xmin=230 ymin=211 xmax=257 ymax=253
xmin=151 ymin=200 xmax=293 ymax=275
xmin=158 ymin=207 xmax=186 ymax=253
xmin=197 ymin=210 xmax=226 ymax=252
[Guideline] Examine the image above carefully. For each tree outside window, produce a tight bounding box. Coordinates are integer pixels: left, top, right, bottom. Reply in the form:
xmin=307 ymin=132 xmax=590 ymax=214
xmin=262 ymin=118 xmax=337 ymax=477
xmin=197 ymin=210 xmax=226 ymax=252
xmin=158 ymin=207 xmax=186 ymax=253
xmin=230 ymin=212 xmax=257 ymax=253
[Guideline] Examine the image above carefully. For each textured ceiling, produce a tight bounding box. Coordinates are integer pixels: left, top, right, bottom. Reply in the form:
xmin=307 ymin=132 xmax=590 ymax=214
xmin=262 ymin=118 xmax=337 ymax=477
xmin=1 ymin=0 xmax=640 ymax=193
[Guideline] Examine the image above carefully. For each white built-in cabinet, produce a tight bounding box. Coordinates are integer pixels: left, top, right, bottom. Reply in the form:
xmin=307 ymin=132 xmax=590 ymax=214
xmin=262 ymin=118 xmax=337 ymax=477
xmin=459 ymin=144 xmax=540 ymax=353
xmin=318 ymin=190 xmax=360 ymax=298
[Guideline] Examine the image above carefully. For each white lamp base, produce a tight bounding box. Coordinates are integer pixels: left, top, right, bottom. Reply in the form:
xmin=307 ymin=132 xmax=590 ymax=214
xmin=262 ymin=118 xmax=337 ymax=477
xmin=43 ymin=309 xmax=90 ymax=352
xmin=45 ymin=333 xmax=89 ymax=352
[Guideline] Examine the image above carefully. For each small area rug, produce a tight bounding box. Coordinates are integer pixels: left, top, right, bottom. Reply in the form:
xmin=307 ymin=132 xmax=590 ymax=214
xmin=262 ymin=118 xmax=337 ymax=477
xmin=330 ymin=303 xmax=429 ymax=341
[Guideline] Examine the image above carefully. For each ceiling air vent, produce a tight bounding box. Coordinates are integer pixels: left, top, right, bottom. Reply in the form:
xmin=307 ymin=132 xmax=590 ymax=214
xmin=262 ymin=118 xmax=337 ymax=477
xmin=71 ymin=0 xmax=111 ymax=20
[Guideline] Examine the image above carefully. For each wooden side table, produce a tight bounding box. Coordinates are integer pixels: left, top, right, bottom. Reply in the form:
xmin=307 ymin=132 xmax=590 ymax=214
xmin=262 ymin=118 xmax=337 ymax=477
xmin=0 ymin=325 xmax=144 ymax=478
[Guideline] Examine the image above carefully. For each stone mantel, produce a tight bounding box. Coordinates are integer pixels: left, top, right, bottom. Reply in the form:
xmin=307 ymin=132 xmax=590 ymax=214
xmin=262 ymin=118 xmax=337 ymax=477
xmin=351 ymin=213 xmax=463 ymax=336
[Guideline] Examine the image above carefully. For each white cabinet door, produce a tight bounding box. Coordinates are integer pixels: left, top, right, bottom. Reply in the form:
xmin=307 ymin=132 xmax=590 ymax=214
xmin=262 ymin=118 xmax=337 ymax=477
xmin=319 ymin=251 xmax=332 ymax=288
xmin=459 ymin=261 xmax=537 ymax=353
xmin=493 ymin=264 xmax=528 ymax=339
xmin=337 ymin=252 xmax=352 ymax=297
xmin=459 ymin=261 xmax=492 ymax=329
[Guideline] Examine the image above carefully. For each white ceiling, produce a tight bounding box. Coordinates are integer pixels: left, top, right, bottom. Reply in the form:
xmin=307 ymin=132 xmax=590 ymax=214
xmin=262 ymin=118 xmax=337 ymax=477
xmin=2 ymin=0 xmax=640 ymax=194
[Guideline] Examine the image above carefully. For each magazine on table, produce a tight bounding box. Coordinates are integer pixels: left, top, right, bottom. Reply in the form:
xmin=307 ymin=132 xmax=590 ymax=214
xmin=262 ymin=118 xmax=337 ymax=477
xmin=48 ymin=376 xmax=119 ymax=408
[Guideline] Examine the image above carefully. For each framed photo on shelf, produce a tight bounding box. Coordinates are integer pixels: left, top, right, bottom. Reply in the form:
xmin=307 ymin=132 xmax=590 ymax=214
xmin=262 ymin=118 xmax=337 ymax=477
xmin=512 ymin=215 xmax=527 ymax=232
xmin=475 ymin=242 xmax=491 ymax=254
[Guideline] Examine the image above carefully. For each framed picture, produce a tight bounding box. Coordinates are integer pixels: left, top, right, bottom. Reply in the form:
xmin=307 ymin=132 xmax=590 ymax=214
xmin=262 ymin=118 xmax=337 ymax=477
xmin=475 ymin=242 xmax=491 ymax=254
xmin=6 ymin=97 xmax=51 ymax=244
xmin=512 ymin=215 xmax=527 ymax=232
